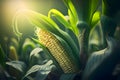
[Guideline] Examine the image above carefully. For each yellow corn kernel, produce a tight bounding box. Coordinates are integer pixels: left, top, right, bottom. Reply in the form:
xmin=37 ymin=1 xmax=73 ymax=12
xmin=37 ymin=29 xmax=78 ymax=73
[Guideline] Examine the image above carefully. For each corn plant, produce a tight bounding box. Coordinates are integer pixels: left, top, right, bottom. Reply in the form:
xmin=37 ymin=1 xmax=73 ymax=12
xmin=0 ymin=37 xmax=56 ymax=80
xmin=12 ymin=0 xmax=120 ymax=80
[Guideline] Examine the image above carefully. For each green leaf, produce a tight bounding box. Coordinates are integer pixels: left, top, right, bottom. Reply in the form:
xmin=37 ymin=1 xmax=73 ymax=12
xmin=21 ymin=38 xmax=36 ymax=63
xmin=54 ymin=34 xmax=80 ymax=70
xmin=0 ymin=45 xmax=5 ymax=67
xmin=65 ymin=28 xmax=80 ymax=52
xmin=63 ymin=0 xmax=79 ymax=35
xmin=89 ymin=0 xmax=101 ymax=19
xmin=30 ymin=47 xmax=43 ymax=59
xmin=60 ymin=73 xmax=76 ymax=80
xmin=63 ymin=0 xmax=78 ymax=23
xmin=29 ymin=47 xmax=49 ymax=66
xmin=12 ymin=14 xmax=22 ymax=37
xmin=48 ymin=9 xmax=80 ymax=51
xmin=13 ymin=9 xmax=59 ymax=37
xmin=70 ymin=0 xmax=101 ymax=26
xmin=82 ymin=37 xmax=120 ymax=80
xmin=23 ymin=60 xmax=55 ymax=80
xmin=48 ymin=9 xmax=72 ymax=30
xmin=91 ymin=11 xmax=101 ymax=28
xmin=68 ymin=10 xmax=79 ymax=35
xmin=89 ymin=22 xmax=105 ymax=53
xmin=6 ymin=61 xmax=26 ymax=73
xmin=22 ymin=38 xmax=36 ymax=53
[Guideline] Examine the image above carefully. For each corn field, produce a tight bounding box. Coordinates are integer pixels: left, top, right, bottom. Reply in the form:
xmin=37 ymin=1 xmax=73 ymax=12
xmin=0 ymin=0 xmax=120 ymax=80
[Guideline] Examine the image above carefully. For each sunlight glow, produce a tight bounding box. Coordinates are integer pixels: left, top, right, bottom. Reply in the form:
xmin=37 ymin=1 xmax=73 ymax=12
xmin=2 ymin=0 xmax=29 ymax=25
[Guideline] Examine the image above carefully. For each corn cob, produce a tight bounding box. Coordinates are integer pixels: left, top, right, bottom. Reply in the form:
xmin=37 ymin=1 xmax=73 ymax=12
xmin=9 ymin=46 xmax=18 ymax=60
xmin=37 ymin=29 xmax=79 ymax=73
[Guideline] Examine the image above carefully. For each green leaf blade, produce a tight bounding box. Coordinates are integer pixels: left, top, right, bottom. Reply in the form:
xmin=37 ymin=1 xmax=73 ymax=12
xmin=24 ymin=60 xmax=55 ymax=80
xmin=6 ymin=61 xmax=26 ymax=73
xmin=0 ymin=45 xmax=6 ymax=67
xmin=82 ymin=37 xmax=120 ymax=80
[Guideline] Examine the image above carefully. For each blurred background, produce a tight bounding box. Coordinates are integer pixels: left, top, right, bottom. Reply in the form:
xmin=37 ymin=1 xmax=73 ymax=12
xmin=0 ymin=0 xmax=67 ymax=38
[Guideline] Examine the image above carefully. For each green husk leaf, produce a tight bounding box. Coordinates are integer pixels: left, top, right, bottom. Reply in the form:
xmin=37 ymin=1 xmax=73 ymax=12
xmin=13 ymin=10 xmax=79 ymax=59
xmin=13 ymin=9 xmax=59 ymax=37
xmin=48 ymin=9 xmax=80 ymax=51
xmin=54 ymin=34 xmax=80 ymax=70
xmin=48 ymin=9 xmax=80 ymax=53
xmin=65 ymin=28 xmax=80 ymax=51
xmin=48 ymin=9 xmax=72 ymax=29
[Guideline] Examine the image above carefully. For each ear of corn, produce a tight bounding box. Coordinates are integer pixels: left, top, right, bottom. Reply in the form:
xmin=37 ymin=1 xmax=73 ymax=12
xmin=13 ymin=9 xmax=80 ymax=73
xmin=13 ymin=10 xmax=80 ymax=63
xmin=9 ymin=46 xmax=18 ymax=60
xmin=37 ymin=29 xmax=80 ymax=73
